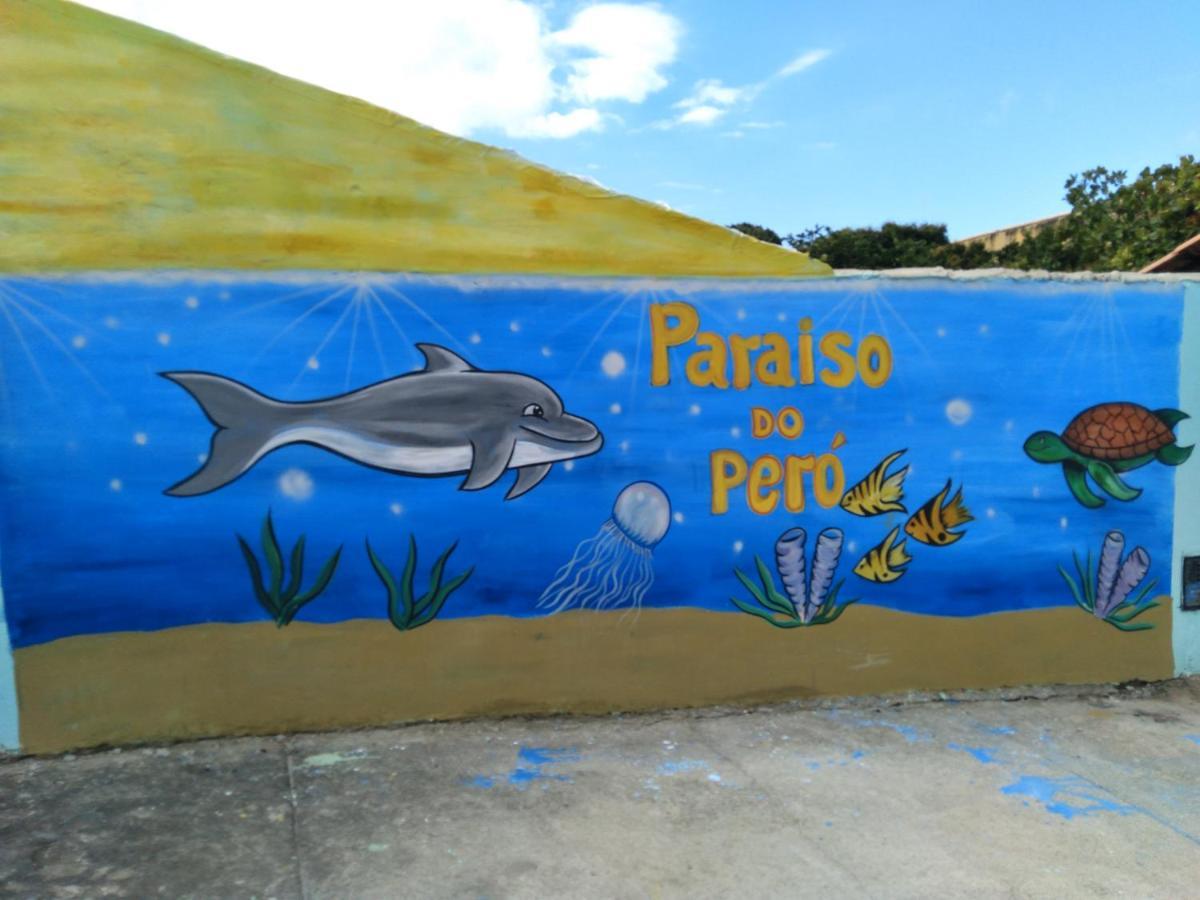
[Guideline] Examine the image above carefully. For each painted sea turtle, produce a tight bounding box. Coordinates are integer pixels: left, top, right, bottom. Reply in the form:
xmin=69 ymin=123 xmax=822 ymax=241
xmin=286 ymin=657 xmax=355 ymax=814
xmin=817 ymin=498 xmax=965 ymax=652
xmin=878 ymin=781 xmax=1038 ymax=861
xmin=1023 ymin=402 xmax=1192 ymax=508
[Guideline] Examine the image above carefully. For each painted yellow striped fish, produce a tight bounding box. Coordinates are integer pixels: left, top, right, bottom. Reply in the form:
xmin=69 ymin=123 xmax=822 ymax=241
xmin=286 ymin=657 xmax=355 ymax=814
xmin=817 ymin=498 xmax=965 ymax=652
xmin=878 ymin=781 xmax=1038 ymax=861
xmin=905 ymin=479 xmax=973 ymax=546
xmin=852 ymin=526 xmax=911 ymax=583
xmin=840 ymin=449 xmax=908 ymax=516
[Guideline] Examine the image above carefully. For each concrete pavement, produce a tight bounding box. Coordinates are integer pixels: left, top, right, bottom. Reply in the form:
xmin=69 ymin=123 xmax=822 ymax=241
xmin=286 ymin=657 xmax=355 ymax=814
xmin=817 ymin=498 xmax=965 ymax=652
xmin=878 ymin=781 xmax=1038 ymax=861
xmin=2 ymin=679 xmax=1199 ymax=898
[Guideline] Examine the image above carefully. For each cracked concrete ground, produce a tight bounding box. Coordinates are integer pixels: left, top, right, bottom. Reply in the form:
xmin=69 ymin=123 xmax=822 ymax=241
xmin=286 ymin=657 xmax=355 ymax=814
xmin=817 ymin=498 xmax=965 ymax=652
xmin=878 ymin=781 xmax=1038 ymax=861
xmin=2 ymin=679 xmax=1199 ymax=899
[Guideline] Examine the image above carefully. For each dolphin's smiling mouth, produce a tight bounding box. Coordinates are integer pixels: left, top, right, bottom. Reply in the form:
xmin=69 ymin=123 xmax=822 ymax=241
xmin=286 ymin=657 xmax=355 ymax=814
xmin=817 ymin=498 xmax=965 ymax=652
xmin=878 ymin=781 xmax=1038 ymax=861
xmin=520 ymin=414 xmax=600 ymax=445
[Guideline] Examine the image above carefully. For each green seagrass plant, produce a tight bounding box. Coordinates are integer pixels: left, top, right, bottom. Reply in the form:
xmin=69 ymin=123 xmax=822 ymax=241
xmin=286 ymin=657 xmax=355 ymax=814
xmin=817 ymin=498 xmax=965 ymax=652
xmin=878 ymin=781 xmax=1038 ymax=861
xmin=366 ymin=535 xmax=473 ymax=631
xmin=237 ymin=510 xmax=342 ymax=627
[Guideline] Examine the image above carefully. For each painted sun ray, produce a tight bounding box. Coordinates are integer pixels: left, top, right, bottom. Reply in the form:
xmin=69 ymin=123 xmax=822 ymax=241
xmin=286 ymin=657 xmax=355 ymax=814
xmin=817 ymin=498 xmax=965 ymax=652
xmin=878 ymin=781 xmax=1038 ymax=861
xmin=344 ymin=294 xmax=364 ymax=390
xmin=4 ymin=293 xmax=111 ymax=399
xmin=365 ymin=290 xmax=417 ymax=368
xmin=219 ymin=279 xmax=340 ymax=322
xmin=0 ymin=298 xmax=53 ymax=398
xmin=547 ymin=289 xmax=626 ymax=339
xmin=569 ymin=291 xmax=636 ymax=379
xmin=0 ymin=281 xmax=97 ymax=336
xmin=362 ymin=298 xmax=391 ymax=379
xmin=375 ymin=282 xmax=470 ymax=354
xmin=287 ymin=292 xmax=359 ymax=391
xmin=246 ymin=284 xmax=356 ymax=370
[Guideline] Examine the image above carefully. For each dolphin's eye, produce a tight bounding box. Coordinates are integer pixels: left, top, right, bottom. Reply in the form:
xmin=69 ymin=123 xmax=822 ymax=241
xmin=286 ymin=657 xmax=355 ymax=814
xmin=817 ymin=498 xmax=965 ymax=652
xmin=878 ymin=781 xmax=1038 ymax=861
xmin=522 ymin=403 xmax=545 ymax=418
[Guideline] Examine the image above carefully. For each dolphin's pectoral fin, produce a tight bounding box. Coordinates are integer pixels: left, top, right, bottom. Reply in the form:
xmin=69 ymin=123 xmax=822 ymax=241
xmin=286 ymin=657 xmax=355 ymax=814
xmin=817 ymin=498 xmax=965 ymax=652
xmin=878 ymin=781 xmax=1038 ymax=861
xmin=507 ymin=463 xmax=552 ymax=500
xmin=417 ymin=343 xmax=474 ymax=373
xmin=461 ymin=437 xmax=515 ymax=491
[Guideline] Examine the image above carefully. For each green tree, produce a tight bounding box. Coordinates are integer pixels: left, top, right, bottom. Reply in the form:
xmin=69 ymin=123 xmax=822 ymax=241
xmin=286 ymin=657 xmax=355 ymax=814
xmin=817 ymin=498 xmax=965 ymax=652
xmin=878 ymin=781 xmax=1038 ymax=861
xmin=785 ymin=222 xmax=949 ymax=268
xmin=769 ymin=155 xmax=1199 ymax=272
xmin=728 ymin=222 xmax=783 ymax=245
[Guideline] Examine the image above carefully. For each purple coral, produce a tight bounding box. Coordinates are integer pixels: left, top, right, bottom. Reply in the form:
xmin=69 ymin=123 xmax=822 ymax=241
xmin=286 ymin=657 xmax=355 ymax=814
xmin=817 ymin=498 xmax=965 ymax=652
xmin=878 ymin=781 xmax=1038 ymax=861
xmin=1103 ymin=546 xmax=1151 ymax=615
xmin=775 ymin=528 xmax=807 ymax=617
xmin=808 ymin=528 xmax=845 ymax=615
xmin=1094 ymin=531 xmax=1124 ymax=618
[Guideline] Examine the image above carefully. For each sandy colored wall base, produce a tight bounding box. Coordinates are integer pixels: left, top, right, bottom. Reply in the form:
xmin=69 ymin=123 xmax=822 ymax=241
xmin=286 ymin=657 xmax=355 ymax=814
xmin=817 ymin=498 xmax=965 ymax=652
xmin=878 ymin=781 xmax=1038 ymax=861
xmin=16 ymin=604 xmax=1171 ymax=754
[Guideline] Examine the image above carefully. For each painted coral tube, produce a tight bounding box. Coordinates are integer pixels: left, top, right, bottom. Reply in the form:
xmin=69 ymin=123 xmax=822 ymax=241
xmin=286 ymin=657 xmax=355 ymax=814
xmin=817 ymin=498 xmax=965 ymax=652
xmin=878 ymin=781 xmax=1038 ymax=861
xmin=1095 ymin=531 xmax=1124 ymax=617
xmin=808 ymin=528 xmax=845 ymax=618
xmin=1103 ymin=546 xmax=1151 ymax=615
xmin=775 ymin=528 xmax=807 ymax=617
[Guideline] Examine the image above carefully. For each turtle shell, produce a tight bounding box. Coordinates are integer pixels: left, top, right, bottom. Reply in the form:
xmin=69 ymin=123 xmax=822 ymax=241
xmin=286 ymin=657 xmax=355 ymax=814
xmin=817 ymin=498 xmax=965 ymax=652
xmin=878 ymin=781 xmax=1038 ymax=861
xmin=1061 ymin=402 xmax=1173 ymax=461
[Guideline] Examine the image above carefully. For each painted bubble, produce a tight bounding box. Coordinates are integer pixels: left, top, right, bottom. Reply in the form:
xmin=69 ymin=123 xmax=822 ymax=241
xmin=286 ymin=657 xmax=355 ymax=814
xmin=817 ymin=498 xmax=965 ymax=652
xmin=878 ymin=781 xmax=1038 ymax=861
xmin=278 ymin=468 xmax=314 ymax=501
xmin=945 ymin=398 xmax=973 ymax=426
xmin=601 ymin=350 xmax=627 ymax=377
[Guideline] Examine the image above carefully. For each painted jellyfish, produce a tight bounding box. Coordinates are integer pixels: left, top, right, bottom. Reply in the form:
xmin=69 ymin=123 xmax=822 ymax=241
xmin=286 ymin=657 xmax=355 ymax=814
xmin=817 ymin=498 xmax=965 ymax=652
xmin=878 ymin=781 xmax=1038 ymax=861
xmin=537 ymin=481 xmax=671 ymax=614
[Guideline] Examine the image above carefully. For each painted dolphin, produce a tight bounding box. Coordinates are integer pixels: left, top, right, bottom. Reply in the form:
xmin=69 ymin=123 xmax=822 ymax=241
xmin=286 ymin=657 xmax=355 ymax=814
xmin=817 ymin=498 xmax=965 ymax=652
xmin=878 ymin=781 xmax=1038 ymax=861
xmin=162 ymin=343 xmax=603 ymax=499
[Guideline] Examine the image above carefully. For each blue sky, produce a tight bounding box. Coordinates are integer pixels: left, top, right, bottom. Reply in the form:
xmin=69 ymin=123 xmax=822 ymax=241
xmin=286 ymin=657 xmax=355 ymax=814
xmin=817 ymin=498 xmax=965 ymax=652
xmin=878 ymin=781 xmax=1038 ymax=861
xmin=85 ymin=0 xmax=1200 ymax=238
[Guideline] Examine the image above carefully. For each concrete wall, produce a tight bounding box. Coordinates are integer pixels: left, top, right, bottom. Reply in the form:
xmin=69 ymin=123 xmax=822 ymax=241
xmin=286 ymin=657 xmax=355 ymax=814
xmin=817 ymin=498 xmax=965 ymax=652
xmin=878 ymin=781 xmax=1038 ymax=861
xmin=1172 ymin=283 xmax=1200 ymax=674
xmin=0 ymin=271 xmax=1196 ymax=753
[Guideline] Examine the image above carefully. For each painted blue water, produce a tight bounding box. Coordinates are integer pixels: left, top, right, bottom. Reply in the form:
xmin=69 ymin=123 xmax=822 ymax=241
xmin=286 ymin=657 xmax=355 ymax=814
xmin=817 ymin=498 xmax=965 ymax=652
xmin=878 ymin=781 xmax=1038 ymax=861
xmin=0 ymin=274 xmax=1183 ymax=647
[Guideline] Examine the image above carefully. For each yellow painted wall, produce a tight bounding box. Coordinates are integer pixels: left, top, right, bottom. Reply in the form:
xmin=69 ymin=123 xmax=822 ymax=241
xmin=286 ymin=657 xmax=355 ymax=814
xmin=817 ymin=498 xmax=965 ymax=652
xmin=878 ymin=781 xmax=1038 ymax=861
xmin=0 ymin=0 xmax=829 ymax=278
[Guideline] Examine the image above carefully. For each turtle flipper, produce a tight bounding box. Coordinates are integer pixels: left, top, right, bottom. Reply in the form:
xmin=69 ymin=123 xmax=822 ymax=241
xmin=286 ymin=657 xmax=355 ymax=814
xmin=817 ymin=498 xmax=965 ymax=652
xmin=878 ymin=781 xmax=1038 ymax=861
xmin=1156 ymin=442 xmax=1194 ymax=466
xmin=1153 ymin=408 xmax=1190 ymax=429
xmin=1086 ymin=459 xmax=1142 ymax=502
xmin=1063 ymin=460 xmax=1105 ymax=508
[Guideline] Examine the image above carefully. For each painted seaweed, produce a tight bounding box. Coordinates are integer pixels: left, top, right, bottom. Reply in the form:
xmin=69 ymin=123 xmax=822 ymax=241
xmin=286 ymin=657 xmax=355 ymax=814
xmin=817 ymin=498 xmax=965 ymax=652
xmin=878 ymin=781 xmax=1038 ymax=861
xmin=237 ymin=510 xmax=342 ymax=627
xmin=367 ymin=535 xmax=474 ymax=631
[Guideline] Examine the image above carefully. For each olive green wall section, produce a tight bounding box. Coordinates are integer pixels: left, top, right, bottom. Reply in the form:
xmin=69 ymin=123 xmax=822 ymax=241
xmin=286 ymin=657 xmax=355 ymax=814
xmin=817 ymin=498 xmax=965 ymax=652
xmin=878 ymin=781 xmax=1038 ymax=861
xmin=0 ymin=0 xmax=827 ymax=278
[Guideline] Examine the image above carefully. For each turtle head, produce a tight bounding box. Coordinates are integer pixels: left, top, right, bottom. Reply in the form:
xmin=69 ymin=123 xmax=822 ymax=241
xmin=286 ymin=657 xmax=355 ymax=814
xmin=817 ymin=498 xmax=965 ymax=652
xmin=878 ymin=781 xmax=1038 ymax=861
xmin=1023 ymin=430 xmax=1072 ymax=464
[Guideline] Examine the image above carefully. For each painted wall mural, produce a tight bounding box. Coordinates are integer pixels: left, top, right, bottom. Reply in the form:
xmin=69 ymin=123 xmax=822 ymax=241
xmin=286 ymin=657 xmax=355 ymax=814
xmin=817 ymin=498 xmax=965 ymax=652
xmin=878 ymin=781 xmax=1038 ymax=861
xmin=0 ymin=273 xmax=1192 ymax=751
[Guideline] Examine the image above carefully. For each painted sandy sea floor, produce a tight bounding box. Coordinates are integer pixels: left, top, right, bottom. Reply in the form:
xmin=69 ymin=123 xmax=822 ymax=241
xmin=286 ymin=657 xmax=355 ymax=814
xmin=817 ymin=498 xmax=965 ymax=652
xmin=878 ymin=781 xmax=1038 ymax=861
xmin=15 ymin=604 xmax=1172 ymax=753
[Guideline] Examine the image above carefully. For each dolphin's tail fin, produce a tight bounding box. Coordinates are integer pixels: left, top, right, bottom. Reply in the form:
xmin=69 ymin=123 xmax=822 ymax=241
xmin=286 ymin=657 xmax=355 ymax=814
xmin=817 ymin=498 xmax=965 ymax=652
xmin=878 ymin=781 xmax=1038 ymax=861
xmin=161 ymin=372 xmax=289 ymax=497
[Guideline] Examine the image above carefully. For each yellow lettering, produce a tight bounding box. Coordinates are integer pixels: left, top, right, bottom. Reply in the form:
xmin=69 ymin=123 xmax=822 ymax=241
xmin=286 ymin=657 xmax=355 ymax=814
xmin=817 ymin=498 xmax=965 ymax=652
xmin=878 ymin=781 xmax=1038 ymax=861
xmin=755 ymin=333 xmax=796 ymax=387
xmin=747 ymin=455 xmax=783 ymax=515
xmin=813 ymin=453 xmax=846 ymax=508
xmin=710 ymin=449 xmax=747 ymax=514
xmin=784 ymin=454 xmax=815 ymax=512
xmin=729 ymin=334 xmax=762 ymax=390
xmin=649 ymin=301 xmax=699 ymax=387
xmin=776 ymin=407 xmax=805 ymax=440
xmin=818 ymin=331 xmax=856 ymax=388
xmin=686 ymin=332 xmax=730 ymax=388
xmin=750 ymin=407 xmax=775 ymax=438
xmin=857 ymin=334 xmax=893 ymax=388
xmin=798 ymin=317 xmax=815 ymax=385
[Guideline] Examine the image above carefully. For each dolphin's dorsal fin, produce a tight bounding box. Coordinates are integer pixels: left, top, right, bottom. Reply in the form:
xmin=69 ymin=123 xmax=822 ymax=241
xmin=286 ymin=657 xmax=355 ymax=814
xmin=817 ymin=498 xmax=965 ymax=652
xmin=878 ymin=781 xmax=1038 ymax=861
xmin=417 ymin=343 xmax=474 ymax=373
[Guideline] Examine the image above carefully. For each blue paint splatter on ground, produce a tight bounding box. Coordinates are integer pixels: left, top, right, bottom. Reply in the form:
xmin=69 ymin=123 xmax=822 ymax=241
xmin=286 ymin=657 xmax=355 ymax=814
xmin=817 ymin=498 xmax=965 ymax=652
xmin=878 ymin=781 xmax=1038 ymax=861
xmin=1001 ymin=775 xmax=1138 ymax=820
xmin=980 ymin=725 xmax=1017 ymax=736
xmin=1184 ymin=734 xmax=1200 ymax=746
xmin=465 ymin=746 xmax=579 ymax=791
xmin=861 ymin=720 xmax=929 ymax=743
xmin=850 ymin=750 xmax=866 ymax=760
xmin=518 ymin=746 xmax=579 ymax=766
xmin=948 ymin=743 xmax=1000 ymax=764
xmin=658 ymin=759 xmax=710 ymax=775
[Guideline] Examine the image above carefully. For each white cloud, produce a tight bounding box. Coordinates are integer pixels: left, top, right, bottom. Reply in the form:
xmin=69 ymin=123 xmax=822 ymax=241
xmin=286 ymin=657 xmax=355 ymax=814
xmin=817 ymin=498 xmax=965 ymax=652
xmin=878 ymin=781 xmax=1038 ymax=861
xmin=511 ymin=108 xmax=603 ymax=139
xmin=677 ymin=104 xmax=726 ymax=125
xmin=552 ymin=4 xmax=680 ymax=104
xmin=777 ymin=48 xmax=832 ymax=77
xmin=676 ymin=79 xmax=746 ymax=109
xmin=660 ymin=48 xmax=829 ymax=129
xmin=79 ymin=0 xmax=679 ymax=140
